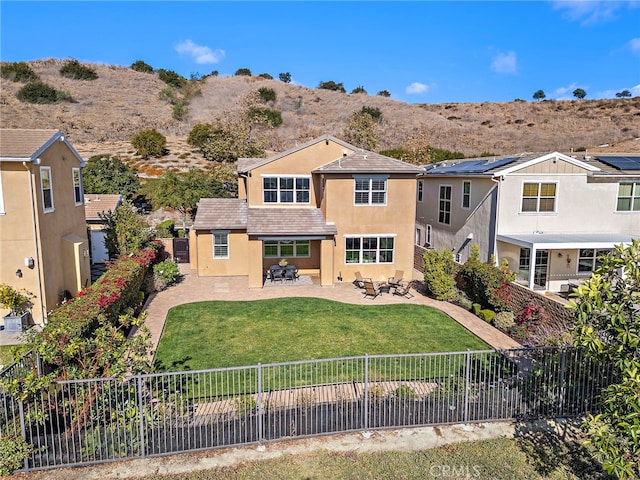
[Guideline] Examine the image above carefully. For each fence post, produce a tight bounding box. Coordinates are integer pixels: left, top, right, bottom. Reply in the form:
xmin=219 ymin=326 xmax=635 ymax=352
xmin=557 ymin=348 xmax=567 ymax=417
xmin=363 ymin=354 xmax=369 ymax=431
xmin=136 ymin=375 xmax=146 ymax=459
xmin=256 ymin=363 xmax=264 ymax=443
xmin=19 ymin=399 xmax=29 ymax=472
xmin=463 ymin=350 xmax=471 ymax=423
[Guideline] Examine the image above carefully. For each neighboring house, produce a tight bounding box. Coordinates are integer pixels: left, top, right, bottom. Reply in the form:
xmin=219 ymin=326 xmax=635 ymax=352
xmin=416 ymin=152 xmax=640 ymax=292
xmin=84 ymin=193 xmax=123 ymax=263
xmin=191 ymin=135 xmax=422 ymax=287
xmin=0 ymin=129 xmax=91 ymax=325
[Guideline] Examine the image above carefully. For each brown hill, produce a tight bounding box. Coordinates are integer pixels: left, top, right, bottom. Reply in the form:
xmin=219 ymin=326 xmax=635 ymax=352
xmin=2 ymin=59 xmax=639 ymax=172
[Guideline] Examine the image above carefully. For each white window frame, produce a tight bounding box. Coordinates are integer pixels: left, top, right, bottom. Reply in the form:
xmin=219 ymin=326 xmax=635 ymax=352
xmin=354 ymin=175 xmax=388 ymax=206
xmin=72 ymin=167 xmax=83 ymax=206
xmin=344 ymin=234 xmax=395 ymax=264
xmin=262 ymin=175 xmax=311 ymax=204
xmin=462 ymin=181 xmax=471 ymax=209
xmin=521 ymin=181 xmax=557 ymax=213
xmin=212 ymin=231 xmax=229 ymax=259
xmin=263 ymin=240 xmax=310 ymax=258
xmin=578 ymin=248 xmax=612 ymax=273
xmin=0 ymin=169 xmax=5 ymax=215
xmin=40 ymin=166 xmax=54 ymax=212
xmin=415 ymin=228 xmax=422 ymax=245
xmin=426 ymin=224 xmax=432 ymax=246
xmin=417 ymin=180 xmax=424 ymax=202
xmin=438 ymin=185 xmax=452 ymax=225
xmin=616 ymin=182 xmax=640 ymax=212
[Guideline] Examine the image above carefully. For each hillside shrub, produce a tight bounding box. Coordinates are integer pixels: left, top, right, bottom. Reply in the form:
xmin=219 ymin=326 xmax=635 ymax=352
xmin=59 ymin=59 xmax=98 ymax=80
xmin=172 ymin=101 xmax=188 ymax=120
xmin=351 ymin=85 xmax=367 ymax=94
xmin=131 ymin=129 xmax=167 ymax=158
xmin=258 ymin=87 xmax=276 ymax=103
xmin=258 ymin=73 xmax=273 ymax=79
xmin=422 ymin=248 xmax=457 ymax=301
xmin=16 ymin=81 xmax=69 ymax=104
xmin=247 ymin=106 xmax=283 ymax=127
xmin=130 ymin=60 xmax=153 ymax=73
xmin=157 ymin=69 xmax=186 ymax=88
xmin=361 ymin=106 xmax=382 ymax=122
xmin=318 ymin=80 xmax=345 ymax=92
xmin=279 ymin=72 xmax=291 ymax=83
xmin=235 ymin=68 xmax=252 ymax=76
xmin=187 ymin=123 xmax=214 ymax=150
xmin=1 ymin=61 xmax=38 ymax=82
xmin=377 ymin=90 xmax=391 ymax=97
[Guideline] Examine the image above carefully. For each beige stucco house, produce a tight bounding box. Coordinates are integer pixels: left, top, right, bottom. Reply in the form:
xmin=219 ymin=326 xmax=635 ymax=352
xmin=416 ymin=151 xmax=639 ymax=292
xmin=191 ymin=135 xmax=422 ymax=287
xmin=0 ymin=129 xmax=91 ymax=325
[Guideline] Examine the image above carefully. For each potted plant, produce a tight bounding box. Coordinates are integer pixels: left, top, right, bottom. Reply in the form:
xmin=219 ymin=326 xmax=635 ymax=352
xmin=278 ymin=259 xmax=288 ymax=267
xmin=0 ymin=283 xmax=33 ymax=333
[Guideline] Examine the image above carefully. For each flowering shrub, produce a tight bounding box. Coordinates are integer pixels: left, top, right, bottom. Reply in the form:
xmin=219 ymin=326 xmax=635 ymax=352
xmin=153 ymin=259 xmax=180 ymax=290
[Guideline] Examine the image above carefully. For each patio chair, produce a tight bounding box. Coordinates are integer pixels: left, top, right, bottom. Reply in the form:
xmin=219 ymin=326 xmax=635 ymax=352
xmin=362 ymin=280 xmax=380 ymax=299
xmin=271 ymin=268 xmax=284 ymax=282
xmin=284 ymin=268 xmax=296 ymax=282
xmin=392 ymin=281 xmax=414 ymax=299
xmin=388 ymin=270 xmax=404 ymax=287
xmin=353 ymin=271 xmax=372 ymax=289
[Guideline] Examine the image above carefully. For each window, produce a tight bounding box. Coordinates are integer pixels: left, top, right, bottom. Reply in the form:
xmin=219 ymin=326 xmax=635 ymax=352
xmin=438 ymin=185 xmax=452 ymax=224
xmin=72 ymin=168 xmax=82 ymax=205
xmin=417 ymin=180 xmax=423 ymax=202
xmin=263 ymin=176 xmax=310 ymax=204
xmin=462 ymin=181 xmax=471 ymax=209
xmin=213 ymin=231 xmax=229 ymax=258
xmin=415 ymin=228 xmax=422 ymax=245
xmin=616 ymin=182 xmax=640 ymax=212
xmin=578 ymin=248 xmax=611 ymax=272
xmin=518 ymin=248 xmax=530 ymax=282
xmin=40 ymin=166 xmax=54 ymax=212
xmin=263 ymin=240 xmax=310 ymax=258
xmin=521 ymin=182 xmax=556 ymax=212
xmin=534 ymin=251 xmax=549 ymax=288
xmin=354 ymin=176 xmax=387 ymax=205
xmin=426 ymin=224 xmax=432 ymax=246
xmin=345 ymin=236 xmax=394 ymax=264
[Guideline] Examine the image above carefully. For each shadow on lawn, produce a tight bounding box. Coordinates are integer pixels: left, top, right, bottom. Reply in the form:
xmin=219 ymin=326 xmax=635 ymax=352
xmin=514 ymin=420 xmax=615 ymax=479
xmin=153 ymin=355 xmax=193 ymax=372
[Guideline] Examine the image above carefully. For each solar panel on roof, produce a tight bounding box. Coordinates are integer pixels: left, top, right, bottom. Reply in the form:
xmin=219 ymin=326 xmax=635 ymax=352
xmin=432 ymin=156 xmax=518 ymax=174
xmin=596 ymin=156 xmax=640 ymax=171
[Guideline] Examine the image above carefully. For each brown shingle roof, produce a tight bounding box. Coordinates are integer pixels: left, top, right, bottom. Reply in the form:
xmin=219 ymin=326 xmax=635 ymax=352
xmin=247 ymin=208 xmax=336 ymax=236
xmin=314 ymin=151 xmax=423 ymax=174
xmin=84 ymin=194 xmax=123 ymax=220
xmin=192 ymin=198 xmax=248 ymax=230
xmin=0 ymin=129 xmax=60 ymax=158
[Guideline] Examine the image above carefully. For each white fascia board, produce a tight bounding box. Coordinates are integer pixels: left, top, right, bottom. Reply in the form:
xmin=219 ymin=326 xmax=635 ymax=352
xmin=496 ymin=152 xmax=600 ymax=176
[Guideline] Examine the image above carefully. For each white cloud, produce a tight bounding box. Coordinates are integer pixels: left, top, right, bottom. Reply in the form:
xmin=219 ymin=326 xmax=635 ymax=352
xmin=490 ymin=51 xmax=517 ymax=74
xmin=175 ymin=39 xmax=225 ymax=64
xmin=629 ymin=38 xmax=640 ymax=55
xmin=405 ymin=82 xmax=429 ymax=95
xmin=552 ymin=82 xmax=582 ymax=100
xmin=551 ymin=1 xmax=635 ymax=25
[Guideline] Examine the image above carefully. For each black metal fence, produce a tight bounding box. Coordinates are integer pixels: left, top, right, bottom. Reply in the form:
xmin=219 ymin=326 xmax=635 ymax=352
xmin=0 ymin=347 xmax=614 ymax=472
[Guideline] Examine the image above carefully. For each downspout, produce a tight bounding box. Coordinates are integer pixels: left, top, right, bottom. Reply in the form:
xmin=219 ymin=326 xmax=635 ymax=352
xmin=490 ymin=175 xmax=502 ymax=265
xmin=23 ymin=161 xmax=46 ymax=324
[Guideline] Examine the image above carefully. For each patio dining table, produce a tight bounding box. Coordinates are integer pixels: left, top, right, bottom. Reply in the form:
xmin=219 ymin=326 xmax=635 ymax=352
xmin=268 ymin=264 xmax=299 ymax=282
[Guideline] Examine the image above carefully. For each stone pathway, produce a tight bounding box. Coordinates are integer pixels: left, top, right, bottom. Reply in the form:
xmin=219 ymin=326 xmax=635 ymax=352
xmin=141 ymin=265 xmax=521 ymax=361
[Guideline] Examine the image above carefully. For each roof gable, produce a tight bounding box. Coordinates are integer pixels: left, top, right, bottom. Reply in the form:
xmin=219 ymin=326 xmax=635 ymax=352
xmin=496 ymin=152 xmax=600 ymax=175
xmin=0 ymin=129 xmax=85 ymax=166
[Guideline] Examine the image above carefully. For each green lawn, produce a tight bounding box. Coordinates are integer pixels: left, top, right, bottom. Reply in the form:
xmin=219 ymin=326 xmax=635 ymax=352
xmin=154 ymin=298 xmax=489 ymax=372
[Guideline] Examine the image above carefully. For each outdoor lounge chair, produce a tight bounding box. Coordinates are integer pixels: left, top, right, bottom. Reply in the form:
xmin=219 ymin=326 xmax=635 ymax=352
xmin=353 ymin=271 xmax=372 ymax=289
xmin=362 ymin=280 xmax=380 ymax=299
xmin=392 ymin=281 xmax=413 ymax=299
xmin=388 ymin=270 xmax=404 ymax=287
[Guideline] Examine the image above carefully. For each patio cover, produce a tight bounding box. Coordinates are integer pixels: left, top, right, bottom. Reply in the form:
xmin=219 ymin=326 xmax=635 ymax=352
xmin=247 ymin=207 xmax=337 ymax=238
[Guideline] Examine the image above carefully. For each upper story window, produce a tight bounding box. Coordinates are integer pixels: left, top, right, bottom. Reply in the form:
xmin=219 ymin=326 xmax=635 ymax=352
xmin=213 ymin=231 xmax=229 ymax=258
xmin=616 ymin=182 xmax=640 ymax=212
xmin=462 ymin=181 xmax=471 ymax=209
xmin=354 ymin=176 xmax=387 ymax=205
xmin=263 ymin=176 xmax=310 ymax=204
xmin=417 ymin=180 xmax=424 ymax=202
xmin=40 ymin=166 xmax=54 ymax=212
xmin=72 ymin=168 xmax=83 ymax=205
xmin=439 ymin=185 xmax=452 ymax=225
xmin=521 ymin=182 xmax=556 ymax=213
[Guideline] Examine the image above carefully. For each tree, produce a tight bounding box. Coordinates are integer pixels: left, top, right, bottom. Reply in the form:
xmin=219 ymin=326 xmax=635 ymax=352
xmin=258 ymin=87 xmax=276 ymax=103
xmin=130 ymin=60 xmax=153 ymax=73
xmin=573 ymin=88 xmax=587 ymax=100
xmin=422 ymin=249 xmax=457 ymax=300
xmin=0 ymin=61 xmax=38 ymax=82
xmin=533 ymin=90 xmax=546 ymax=101
xmin=351 ymin=85 xmax=367 ymax=94
xmin=235 ymin=68 xmax=252 ymax=76
xmin=157 ymin=68 xmax=186 ymax=88
xmin=342 ymin=109 xmax=378 ymax=151
xmin=318 ymin=80 xmax=346 ymax=92
xmin=377 ymin=90 xmax=391 ymax=97
xmin=82 ymin=154 xmax=141 ymax=199
xmin=148 ymin=169 xmax=228 ymax=229
xmin=258 ymin=73 xmax=273 ymax=79
xmin=569 ymin=240 xmax=640 ymax=479
xmin=200 ymin=116 xmax=266 ymax=163
xmin=59 ymin=59 xmax=98 ymax=80
xmin=187 ymin=123 xmax=215 ymax=151
xmin=131 ymin=129 xmax=167 ymax=158
xmin=101 ymin=200 xmax=151 ymax=258
xmin=616 ymin=90 xmax=632 ymax=98
xmin=278 ymin=72 xmax=292 ymax=83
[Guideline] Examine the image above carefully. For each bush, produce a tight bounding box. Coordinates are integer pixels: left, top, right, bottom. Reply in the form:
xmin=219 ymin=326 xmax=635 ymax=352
xmin=187 ymin=123 xmax=214 ymax=150
xmin=153 ymin=259 xmax=180 ymax=290
xmin=361 ymin=106 xmax=382 ymax=122
xmin=130 ymin=60 xmax=153 ymax=73
xmin=16 ymin=81 xmax=64 ymax=104
xmin=258 ymin=73 xmax=273 ymax=79
xmin=131 ymin=129 xmax=166 ymax=158
xmin=1 ymin=61 xmax=38 ymax=82
xmin=479 ymin=309 xmax=496 ymax=323
xmin=172 ymin=101 xmax=188 ymax=120
xmin=422 ymin=249 xmax=457 ymax=300
xmin=0 ymin=436 xmax=38 ymax=476
xmin=472 ymin=303 xmax=482 ymax=316
xmin=157 ymin=69 xmax=186 ymax=88
xmin=493 ymin=311 xmax=515 ymax=330
xmin=451 ymin=288 xmax=473 ymax=310
xmin=59 ymin=59 xmax=98 ymax=80
xmin=235 ymin=68 xmax=252 ymax=76
xmin=155 ymin=220 xmax=175 ymax=238
xmin=247 ymin=106 xmax=283 ymax=127
xmin=318 ymin=80 xmax=345 ymax=92
xmin=279 ymin=72 xmax=292 ymax=83
xmin=351 ymin=85 xmax=367 ymax=94
xmin=258 ymin=87 xmax=276 ymax=103
xmin=377 ymin=90 xmax=391 ymax=97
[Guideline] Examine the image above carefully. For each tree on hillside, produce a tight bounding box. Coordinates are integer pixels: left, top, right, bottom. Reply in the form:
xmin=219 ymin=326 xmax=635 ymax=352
xmin=533 ymin=90 xmax=546 ymax=101
xmin=130 ymin=60 xmax=153 ymax=73
xmin=131 ymin=129 xmax=167 ymax=158
xmin=573 ymin=88 xmax=587 ymax=100
xmin=279 ymin=72 xmax=292 ymax=83
xmin=318 ymin=80 xmax=346 ymax=92
xmin=342 ymin=109 xmax=378 ymax=151
xmin=235 ymin=68 xmax=252 ymax=76
xmin=569 ymin=240 xmax=640 ymax=479
xmin=377 ymin=90 xmax=391 ymax=97
xmin=351 ymin=85 xmax=367 ymax=94
xmin=187 ymin=123 xmax=215 ymax=152
xmin=82 ymin=155 xmax=141 ymax=199
xmin=615 ymin=90 xmax=632 ymax=98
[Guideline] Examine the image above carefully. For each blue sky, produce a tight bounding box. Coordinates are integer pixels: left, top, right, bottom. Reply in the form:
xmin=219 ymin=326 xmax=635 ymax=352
xmin=1 ymin=1 xmax=639 ymax=104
